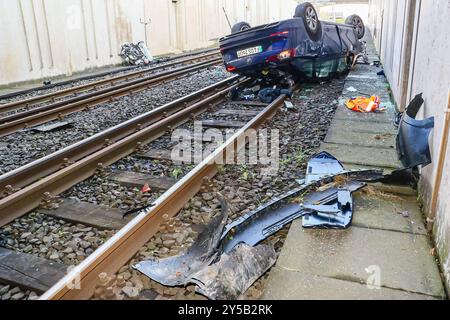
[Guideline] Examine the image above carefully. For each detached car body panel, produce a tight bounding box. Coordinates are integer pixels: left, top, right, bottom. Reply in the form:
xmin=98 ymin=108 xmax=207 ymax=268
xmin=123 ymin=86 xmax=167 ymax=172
xmin=219 ymin=18 xmax=362 ymax=80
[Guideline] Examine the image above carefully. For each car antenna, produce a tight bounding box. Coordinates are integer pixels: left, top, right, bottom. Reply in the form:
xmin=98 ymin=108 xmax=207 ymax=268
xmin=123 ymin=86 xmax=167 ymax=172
xmin=222 ymin=7 xmax=232 ymax=30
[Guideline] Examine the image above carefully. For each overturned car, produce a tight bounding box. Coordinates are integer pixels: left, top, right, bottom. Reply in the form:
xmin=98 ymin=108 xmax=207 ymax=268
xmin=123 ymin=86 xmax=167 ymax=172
xmin=219 ymin=2 xmax=365 ymax=84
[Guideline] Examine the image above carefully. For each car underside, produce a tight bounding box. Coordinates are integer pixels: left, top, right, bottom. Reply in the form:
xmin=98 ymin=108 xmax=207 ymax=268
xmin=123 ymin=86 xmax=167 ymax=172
xmin=219 ymin=2 xmax=365 ymax=86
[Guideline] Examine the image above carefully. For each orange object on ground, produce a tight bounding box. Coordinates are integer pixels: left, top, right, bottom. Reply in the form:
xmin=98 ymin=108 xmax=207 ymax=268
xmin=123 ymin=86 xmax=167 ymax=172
xmin=346 ymin=96 xmax=385 ymax=113
xmin=141 ymin=183 xmax=151 ymax=193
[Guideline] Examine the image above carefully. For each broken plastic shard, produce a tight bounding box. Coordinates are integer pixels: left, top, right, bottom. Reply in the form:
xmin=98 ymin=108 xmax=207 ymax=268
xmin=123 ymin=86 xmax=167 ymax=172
xmin=220 ymin=175 xmax=370 ymax=253
xmin=133 ymin=197 xmax=228 ymax=286
xmin=396 ymin=93 xmax=435 ymax=168
xmin=190 ymin=243 xmax=276 ymax=300
xmin=305 ymin=151 xmax=345 ymax=184
xmin=302 ymin=187 xmax=355 ymax=229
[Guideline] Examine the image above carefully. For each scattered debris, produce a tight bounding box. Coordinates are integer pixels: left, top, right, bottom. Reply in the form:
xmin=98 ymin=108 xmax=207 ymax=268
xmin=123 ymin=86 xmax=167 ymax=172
xmin=346 ymin=86 xmax=358 ymax=92
xmin=430 ymin=247 xmax=436 ymax=256
xmin=397 ymin=210 xmax=410 ymax=218
xmin=302 ymin=184 xmax=359 ymax=229
xmin=120 ymin=42 xmax=153 ymax=66
xmin=30 ymin=121 xmax=72 ymax=132
xmin=134 ymin=196 xmax=276 ymax=300
xmin=396 ymin=93 xmax=435 ymax=168
xmin=304 ymin=151 xmax=345 ymax=184
xmin=141 ymin=183 xmax=151 ymax=194
xmin=258 ymin=87 xmax=292 ymax=103
xmin=346 ymin=95 xmax=385 ymax=113
xmin=221 ymin=155 xmax=383 ymax=252
xmin=134 ymin=198 xmax=228 ymax=286
xmin=284 ymin=101 xmax=295 ymax=110
xmin=134 ymin=152 xmax=390 ymax=299
xmin=230 ymin=82 xmax=293 ymax=104
xmin=359 ymin=185 xmax=405 ymax=202
xmin=190 ymin=243 xmax=276 ymax=300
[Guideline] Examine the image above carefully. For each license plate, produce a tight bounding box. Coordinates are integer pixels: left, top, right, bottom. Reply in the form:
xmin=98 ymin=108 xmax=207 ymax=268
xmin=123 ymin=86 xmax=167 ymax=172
xmin=237 ymin=46 xmax=263 ymax=58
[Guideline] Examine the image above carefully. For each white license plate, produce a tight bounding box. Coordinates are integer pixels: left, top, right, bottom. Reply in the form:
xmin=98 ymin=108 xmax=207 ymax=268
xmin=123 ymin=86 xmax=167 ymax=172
xmin=237 ymin=46 xmax=263 ymax=58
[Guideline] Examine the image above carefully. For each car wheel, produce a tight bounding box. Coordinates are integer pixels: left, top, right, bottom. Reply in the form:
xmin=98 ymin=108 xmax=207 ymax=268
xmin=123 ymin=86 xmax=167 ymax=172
xmin=231 ymin=22 xmax=251 ymax=34
xmin=345 ymin=14 xmax=365 ymax=39
xmin=294 ymin=2 xmax=322 ymax=41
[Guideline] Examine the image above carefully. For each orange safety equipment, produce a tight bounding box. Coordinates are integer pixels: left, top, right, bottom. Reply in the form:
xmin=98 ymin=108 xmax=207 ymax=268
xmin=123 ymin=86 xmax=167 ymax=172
xmin=345 ymin=96 xmax=384 ymax=113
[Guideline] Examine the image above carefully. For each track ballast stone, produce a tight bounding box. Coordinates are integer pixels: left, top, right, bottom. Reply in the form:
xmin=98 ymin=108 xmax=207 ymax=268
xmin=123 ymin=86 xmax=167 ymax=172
xmin=92 ymin=79 xmax=344 ymax=300
xmin=0 ymin=66 xmax=228 ymax=174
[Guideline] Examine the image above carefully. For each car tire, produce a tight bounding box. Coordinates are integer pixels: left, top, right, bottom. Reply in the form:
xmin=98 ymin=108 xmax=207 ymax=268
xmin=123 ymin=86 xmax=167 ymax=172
xmin=345 ymin=14 xmax=365 ymax=39
xmin=294 ymin=2 xmax=322 ymax=41
xmin=231 ymin=22 xmax=251 ymax=34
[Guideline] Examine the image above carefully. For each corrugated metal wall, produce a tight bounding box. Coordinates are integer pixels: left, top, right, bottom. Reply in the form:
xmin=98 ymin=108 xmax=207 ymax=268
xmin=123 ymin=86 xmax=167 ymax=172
xmin=368 ymin=0 xmax=450 ymax=293
xmin=0 ymin=0 xmax=299 ymax=86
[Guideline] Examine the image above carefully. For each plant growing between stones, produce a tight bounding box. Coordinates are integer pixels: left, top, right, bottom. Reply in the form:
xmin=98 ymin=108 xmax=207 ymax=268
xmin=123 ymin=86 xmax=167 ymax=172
xmin=171 ymin=168 xmax=183 ymax=180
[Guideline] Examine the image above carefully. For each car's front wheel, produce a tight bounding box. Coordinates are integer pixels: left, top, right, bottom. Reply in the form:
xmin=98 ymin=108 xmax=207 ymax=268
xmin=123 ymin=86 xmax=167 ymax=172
xmin=231 ymin=22 xmax=251 ymax=34
xmin=345 ymin=14 xmax=365 ymax=39
xmin=294 ymin=2 xmax=322 ymax=41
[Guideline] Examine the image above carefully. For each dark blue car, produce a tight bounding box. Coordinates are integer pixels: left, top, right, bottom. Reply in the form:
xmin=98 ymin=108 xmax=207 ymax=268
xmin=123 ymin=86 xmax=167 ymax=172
xmin=219 ymin=2 xmax=365 ymax=83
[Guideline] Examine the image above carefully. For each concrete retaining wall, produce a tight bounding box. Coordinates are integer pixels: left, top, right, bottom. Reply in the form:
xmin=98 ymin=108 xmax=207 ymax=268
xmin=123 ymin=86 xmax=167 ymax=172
xmin=0 ymin=0 xmax=299 ymax=86
xmin=368 ymin=0 xmax=450 ymax=292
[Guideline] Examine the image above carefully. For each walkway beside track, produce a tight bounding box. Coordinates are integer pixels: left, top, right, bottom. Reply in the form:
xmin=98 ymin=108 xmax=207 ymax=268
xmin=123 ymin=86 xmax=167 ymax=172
xmin=262 ymin=31 xmax=447 ymax=300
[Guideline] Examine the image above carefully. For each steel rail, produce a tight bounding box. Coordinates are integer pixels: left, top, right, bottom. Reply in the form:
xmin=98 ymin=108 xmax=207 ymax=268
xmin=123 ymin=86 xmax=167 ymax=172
xmin=0 ymin=51 xmax=219 ymax=114
xmin=40 ymin=87 xmax=296 ymax=300
xmin=0 ymin=57 xmax=222 ymax=137
xmin=0 ymin=77 xmax=248 ymax=227
xmin=0 ymin=76 xmax=241 ymax=195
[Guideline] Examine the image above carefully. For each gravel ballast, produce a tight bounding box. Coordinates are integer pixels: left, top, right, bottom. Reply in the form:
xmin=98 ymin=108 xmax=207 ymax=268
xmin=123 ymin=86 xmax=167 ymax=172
xmin=90 ymin=79 xmax=345 ymax=300
xmin=0 ymin=73 xmax=344 ymax=300
xmin=0 ymin=66 xmax=229 ymax=174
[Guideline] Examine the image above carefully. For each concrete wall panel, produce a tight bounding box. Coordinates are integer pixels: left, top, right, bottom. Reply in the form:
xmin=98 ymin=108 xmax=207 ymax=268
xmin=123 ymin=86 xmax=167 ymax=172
xmin=369 ymin=0 xmax=450 ymax=292
xmin=0 ymin=0 xmax=304 ymax=85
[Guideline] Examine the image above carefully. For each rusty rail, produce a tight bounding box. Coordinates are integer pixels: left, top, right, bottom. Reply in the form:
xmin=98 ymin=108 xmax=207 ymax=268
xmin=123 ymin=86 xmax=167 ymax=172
xmin=0 ymin=76 xmax=239 ymax=193
xmin=0 ymin=76 xmax=247 ymax=227
xmin=39 ymin=88 xmax=295 ymax=300
xmin=0 ymin=57 xmax=222 ymax=137
xmin=0 ymin=51 xmax=219 ymax=114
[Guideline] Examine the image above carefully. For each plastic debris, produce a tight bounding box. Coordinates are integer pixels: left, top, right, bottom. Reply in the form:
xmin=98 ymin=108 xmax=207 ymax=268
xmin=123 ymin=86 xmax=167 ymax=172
xmin=120 ymin=42 xmax=154 ymax=66
xmin=396 ymin=93 xmax=434 ymax=168
xmin=141 ymin=183 xmax=151 ymax=194
xmin=346 ymin=95 xmax=386 ymax=113
xmin=258 ymin=87 xmax=292 ymax=103
xmin=134 ymin=197 xmax=276 ymax=300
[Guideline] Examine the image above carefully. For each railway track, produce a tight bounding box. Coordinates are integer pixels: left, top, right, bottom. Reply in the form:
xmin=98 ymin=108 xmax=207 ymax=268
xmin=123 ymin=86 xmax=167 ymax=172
xmin=0 ymin=52 xmax=221 ymax=137
xmin=0 ymin=47 xmax=219 ymax=101
xmin=0 ymin=73 xmax=300 ymax=300
xmin=0 ymin=76 xmax=244 ymax=224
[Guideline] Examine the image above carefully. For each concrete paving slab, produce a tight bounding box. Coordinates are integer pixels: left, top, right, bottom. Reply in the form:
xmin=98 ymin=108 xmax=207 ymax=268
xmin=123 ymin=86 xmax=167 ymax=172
xmin=325 ymin=126 xmax=396 ymax=149
xmin=346 ymin=74 xmax=383 ymax=82
xmin=261 ymin=31 xmax=446 ymax=301
xmin=366 ymin=183 xmax=417 ymax=196
xmin=275 ymin=220 xmax=446 ymax=298
xmin=352 ymin=193 xmax=427 ymax=235
xmin=262 ymin=267 xmax=439 ymax=300
xmin=321 ymin=142 xmax=402 ymax=169
xmin=329 ymin=119 xmax=398 ymax=135
xmin=334 ymin=105 xmax=394 ymax=123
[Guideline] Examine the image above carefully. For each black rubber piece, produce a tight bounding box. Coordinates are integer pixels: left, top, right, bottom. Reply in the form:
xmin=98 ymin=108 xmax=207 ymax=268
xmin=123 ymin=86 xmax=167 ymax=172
xmin=345 ymin=14 xmax=366 ymax=39
xmin=294 ymin=2 xmax=322 ymax=41
xmin=231 ymin=21 xmax=251 ymax=34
